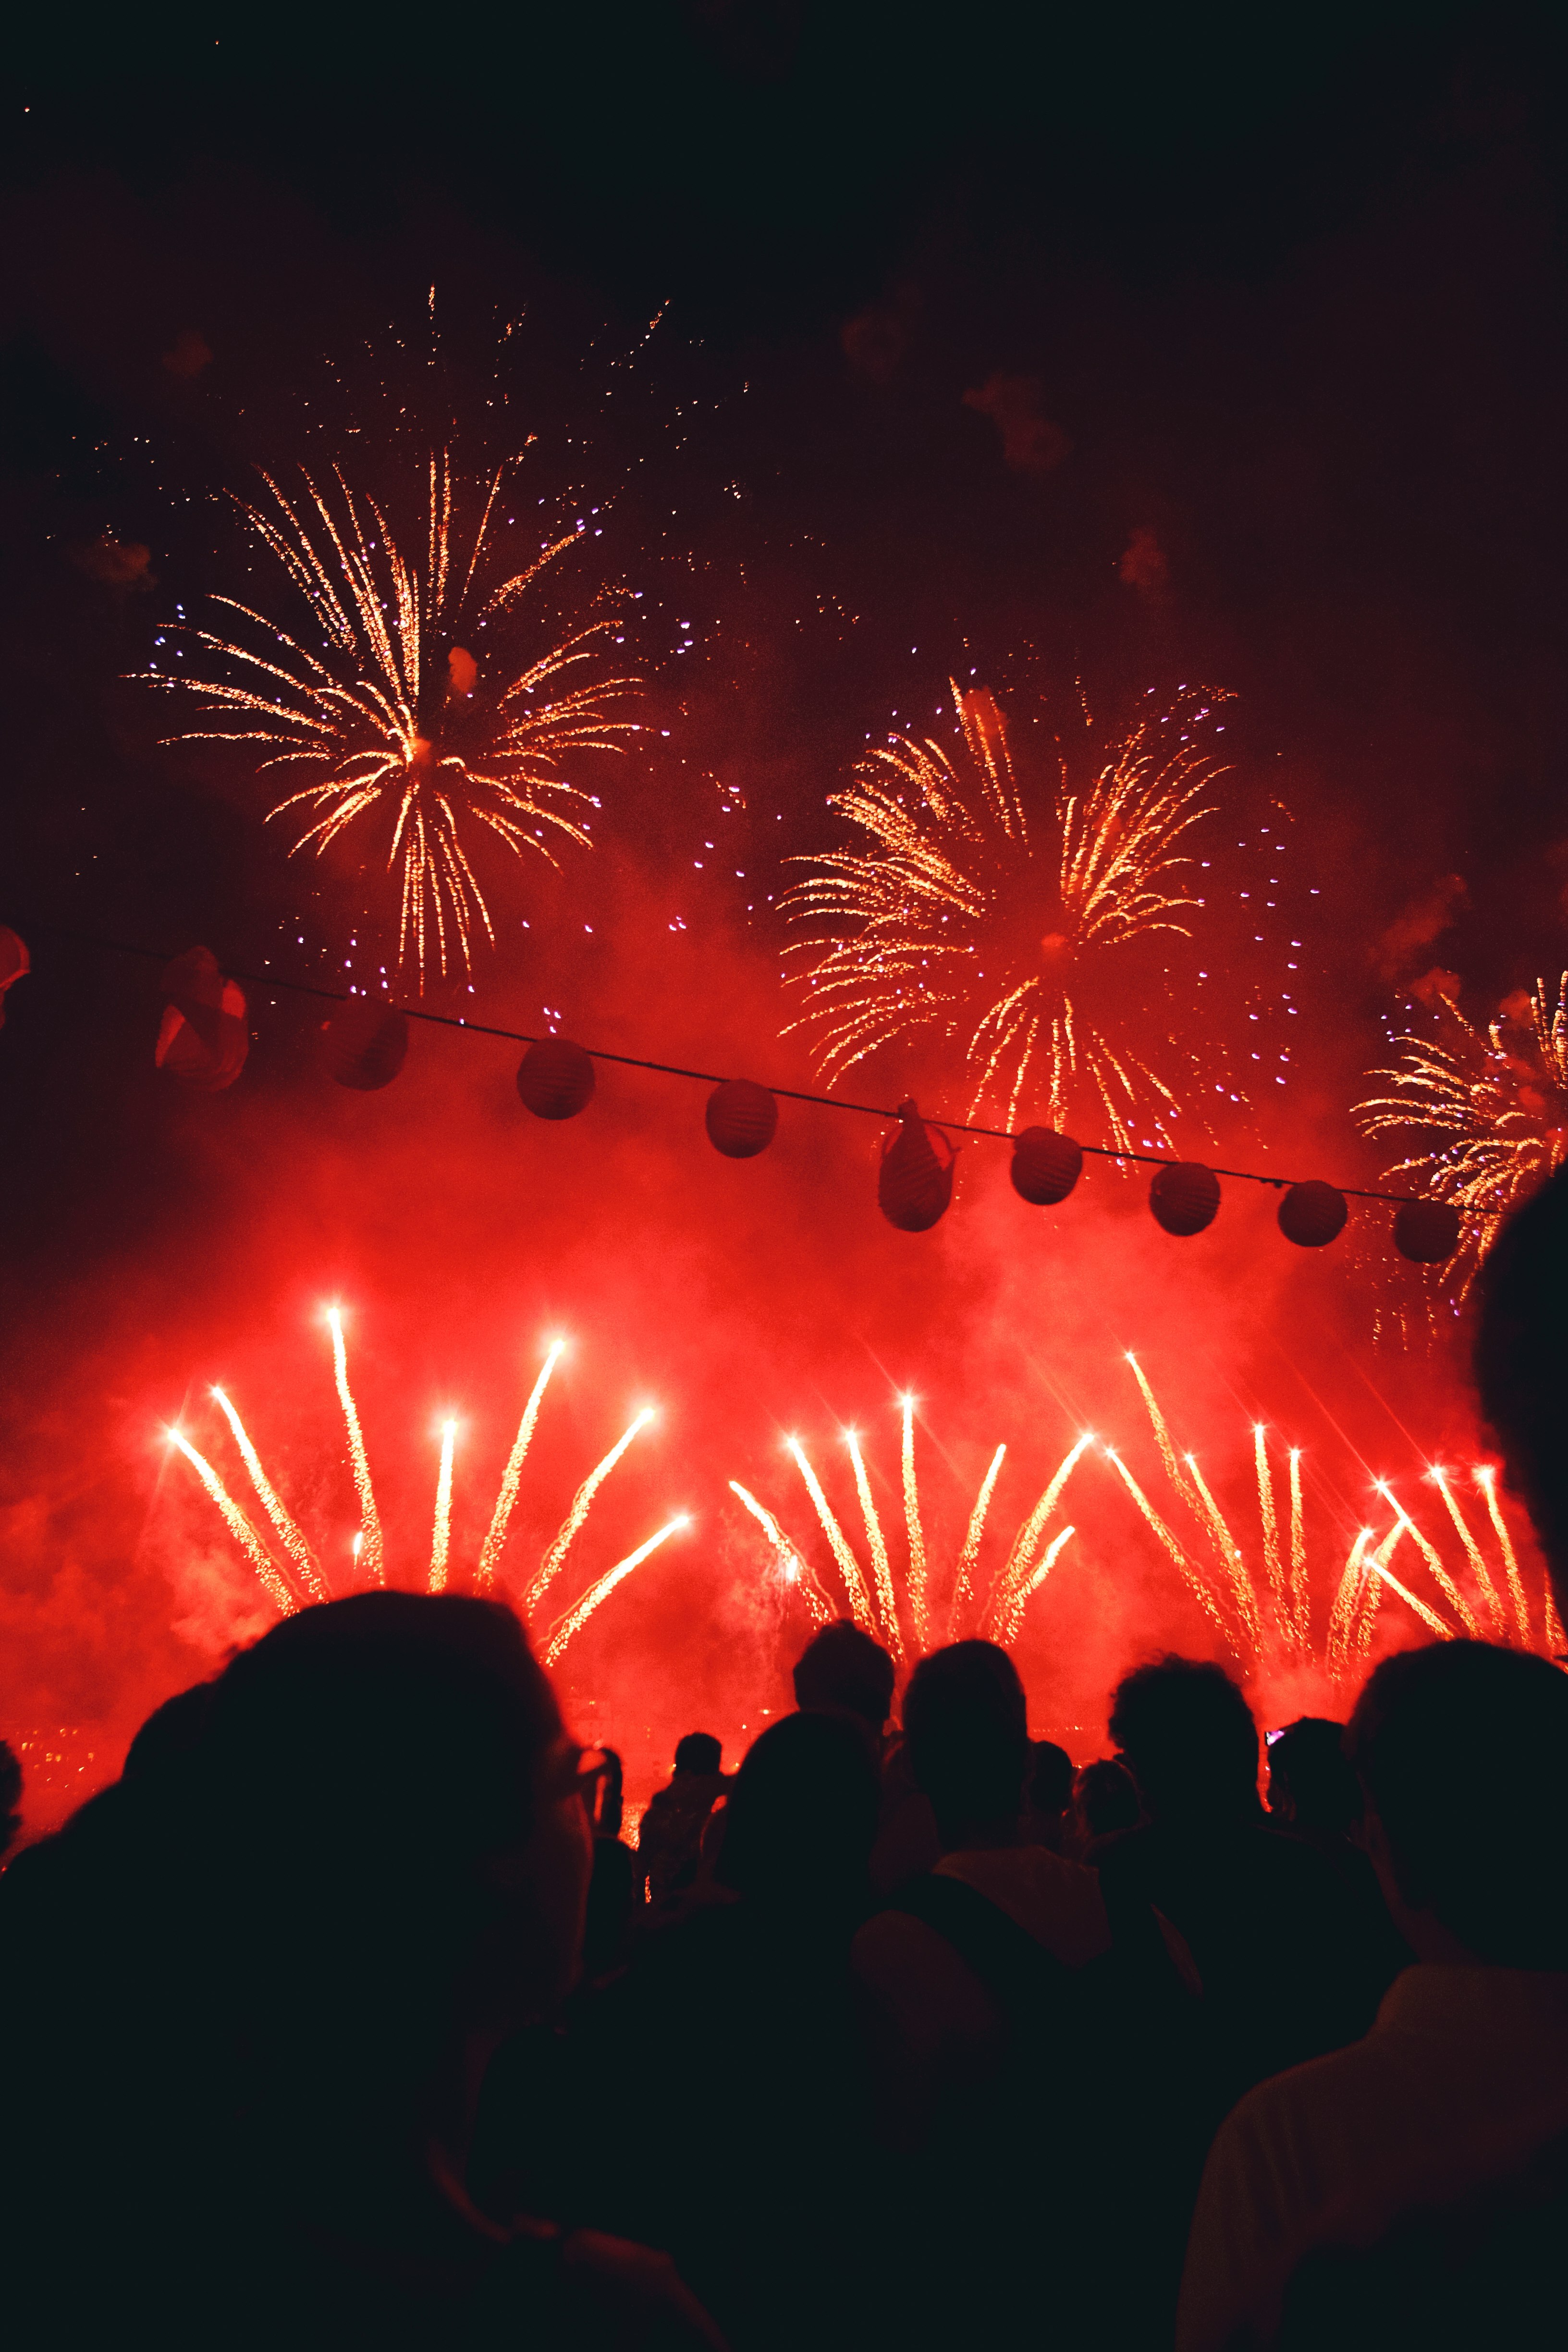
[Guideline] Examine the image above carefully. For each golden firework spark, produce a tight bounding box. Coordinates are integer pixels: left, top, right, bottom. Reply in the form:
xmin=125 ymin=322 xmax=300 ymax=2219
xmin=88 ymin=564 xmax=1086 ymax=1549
xmin=784 ymin=679 xmax=1240 ymax=1145
xmin=1356 ymin=976 xmax=1568 ymax=1286
xmin=142 ymin=455 xmax=639 ymax=981
xmin=170 ymin=1324 xmax=682 ymax=1662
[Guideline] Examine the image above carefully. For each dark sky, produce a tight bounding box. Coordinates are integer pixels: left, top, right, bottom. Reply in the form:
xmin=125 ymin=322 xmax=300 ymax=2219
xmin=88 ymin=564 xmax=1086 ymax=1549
xmin=2 ymin=3 xmax=1566 ymax=1810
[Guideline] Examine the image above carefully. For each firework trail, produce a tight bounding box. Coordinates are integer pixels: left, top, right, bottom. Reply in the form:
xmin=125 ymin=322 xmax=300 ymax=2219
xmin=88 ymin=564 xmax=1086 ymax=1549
xmin=524 ymin=1409 xmax=655 ymax=1617
xmin=743 ymin=1412 xmax=1082 ymax=1658
xmin=328 ymin=1308 xmax=383 ymax=1581
xmin=901 ymin=1396 xmax=932 ymax=1653
xmin=786 ymin=1437 xmax=877 ymax=1634
xmin=172 ymin=1328 xmax=674 ymax=1661
xmin=429 ymin=1420 xmax=457 ymax=1593
xmin=142 ymin=456 xmax=639 ymax=981
xmin=948 ymin=1443 xmax=1007 ymax=1637
xmin=728 ymin=1482 xmax=833 ymax=1625
xmin=784 ymin=679 xmax=1253 ymax=1147
xmin=167 ymin=1428 xmax=300 ymax=1616
xmin=1476 ymin=1465 xmax=1532 ymax=1645
xmin=1116 ymin=1363 xmax=1548 ymax=1675
xmin=210 ymin=1384 xmax=329 ymax=1603
xmin=984 ymin=1433 xmax=1094 ymax=1633
xmin=1356 ymin=976 xmax=1568 ymax=1287
xmin=847 ymin=1432 xmax=904 ymax=1665
xmin=542 ymin=1518 xmax=689 ymax=1667
xmin=476 ymin=1341 xmax=564 ymax=1591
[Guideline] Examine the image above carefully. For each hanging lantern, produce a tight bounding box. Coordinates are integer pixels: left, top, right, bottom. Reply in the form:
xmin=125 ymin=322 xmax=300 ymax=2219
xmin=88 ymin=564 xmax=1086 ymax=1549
xmin=1010 ymin=1125 xmax=1082 ymax=1206
xmin=879 ymin=1100 xmax=956 ymax=1232
xmin=705 ymin=1078 xmax=778 ymax=1158
xmin=0 ymin=926 xmax=29 ymax=1027
xmin=1277 ymin=1180 xmax=1348 ymax=1248
xmin=1394 ymin=1199 xmax=1461 ymax=1265
xmin=516 ymin=1036 xmax=596 ymax=1120
xmin=155 ymin=945 xmax=248 ymax=1091
xmin=1149 ymin=1160 xmax=1220 ymax=1237
xmin=319 ymin=998 xmax=409 ymax=1091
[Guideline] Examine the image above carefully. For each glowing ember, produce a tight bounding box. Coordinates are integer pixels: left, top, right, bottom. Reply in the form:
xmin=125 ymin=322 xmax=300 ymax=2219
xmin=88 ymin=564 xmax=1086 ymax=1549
xmin=210 ymin=1385 xmax=329 ymax=1604
xmin=140 ymin=456 xmax=639 ymax=981
xmin=476 ymin=1341 xmax=564 ymax=1591
xmin=784 ymin=679 xmax=1252 ymax=1146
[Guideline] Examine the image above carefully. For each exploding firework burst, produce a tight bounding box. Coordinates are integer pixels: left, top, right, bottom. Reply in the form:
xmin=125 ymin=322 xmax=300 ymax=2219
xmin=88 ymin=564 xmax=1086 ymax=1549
xmin=1356 ymin=976 xmax=1568 ymax=1286
xmin=141 ymin=455 xmax=639 ymax=981
xmin=784 ymin=679 xmax=1261 ymax=1147
xmin=168 ymin=1320 xmax=686 ymax=1665
xmin=731 ymin=1360 xmax=1559 ymax=1678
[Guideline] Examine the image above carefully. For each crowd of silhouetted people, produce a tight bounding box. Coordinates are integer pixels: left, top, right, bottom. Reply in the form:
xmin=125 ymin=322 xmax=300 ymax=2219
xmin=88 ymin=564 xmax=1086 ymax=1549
xmin=4 ymin=1171 xmax=1568 ymax=2350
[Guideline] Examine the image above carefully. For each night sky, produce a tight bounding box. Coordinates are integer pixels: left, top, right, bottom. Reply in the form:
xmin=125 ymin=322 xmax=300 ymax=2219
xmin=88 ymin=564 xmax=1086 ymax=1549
xmin=3 ymin=5 xmax=1566 ymax=1825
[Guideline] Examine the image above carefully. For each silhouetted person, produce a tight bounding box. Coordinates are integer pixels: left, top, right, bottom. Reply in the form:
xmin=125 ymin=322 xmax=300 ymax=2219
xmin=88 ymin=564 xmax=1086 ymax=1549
xmin=1266 ymin=1716 xmax=1360 ymax=1837
xmin=637 ymin=1731 xmax=728 ymax=1909
xmin=1024 ymin=1736 xmax=1074 ymax=1850
xmin=543 ymin=1711 xmax=882 ymax=2352
xmin=792 ymin=1617 xmax=895 ymax=1734
xmin=582 ymin=1746 xmax=636 ymax=1980
xmin=0 ymin=1595 xmax=724 ymax=2352
xmin=854 ymin=1642 xmax=1201 ymax=2348
xmin=1180 ymin=1641 xmax=1568 ymax=2352
xmin=1474 ymin=1157 xmax=1568 ymax=1626
xmin=0 ymin=1738 xmax=21 ymax=1860
xmin=1074 ymin=1754 xmax=1142 ymax=1850
xmin=1096 ymin=1657 xmax=1398 ymax=2109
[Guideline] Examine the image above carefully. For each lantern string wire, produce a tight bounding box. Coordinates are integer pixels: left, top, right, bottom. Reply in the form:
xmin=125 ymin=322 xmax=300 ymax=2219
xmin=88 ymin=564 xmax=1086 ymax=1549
xmin=31 ymin=922 xmax=1470 ymax=1216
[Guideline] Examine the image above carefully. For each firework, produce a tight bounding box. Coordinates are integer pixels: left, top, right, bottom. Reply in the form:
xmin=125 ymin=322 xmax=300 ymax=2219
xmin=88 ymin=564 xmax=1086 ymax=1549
xmin=142 ymin=456 xmax=639 ymax=981
xmin=784 ymin=679 xmax=1252 ymax=1147
xmin=732 ymin=1359 xmax=1551 ymax=1681
xmin=1115 ymin=1358 xmax=1544 ymax=1676
xmin=1356 ymin=976 xmax=1568 ymax=1286
xmin=736 ymin=1407 xmax=1089 ymax=1659
xmin=170 ymin=1323 xmax=682 ymax=1661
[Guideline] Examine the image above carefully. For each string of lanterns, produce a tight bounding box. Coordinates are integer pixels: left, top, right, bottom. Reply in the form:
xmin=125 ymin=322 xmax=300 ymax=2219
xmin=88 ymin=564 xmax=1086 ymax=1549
xmin=3 ymin=923 xmax=1467 ymax=1265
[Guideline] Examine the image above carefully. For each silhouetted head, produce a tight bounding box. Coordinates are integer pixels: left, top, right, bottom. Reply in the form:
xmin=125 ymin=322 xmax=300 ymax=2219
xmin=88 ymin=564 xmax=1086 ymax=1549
xmin=1347 ymin=1640 xmax=1568 ymax=1966
xmin=1029 ymin=1738 xmax=1074 ymax=1816
xmin=1267 ymin=1715 xmax=1361 ymax=1835
xmin=1073 ymin=1756 xmax=1141 ymax=1841
xmin=1108 ymin=1655 xmax=1259 ymax=1822
xmin=200 ymin=1592 xmax=583 ymax=2108
xmin=122 ymin=1683 xmax=214 ymax=1783
xmin=902 ymin=1641 xmax=1029 ymax=1848
xmin=793 ymin=1618 xmax=897 ymax=1733
xmin=1474 ymin=1161 xmax=1568 ymax=1611
xmin=593 ymin=1745 xmax=625 ymax=1836
xmin=717 ymin=1710 xmax=879 ymax=1918
xmin=674 ymin=1731 xmax=723 ymax=1776
xmin=0 ymin=1738 xmax=21 ymax=1860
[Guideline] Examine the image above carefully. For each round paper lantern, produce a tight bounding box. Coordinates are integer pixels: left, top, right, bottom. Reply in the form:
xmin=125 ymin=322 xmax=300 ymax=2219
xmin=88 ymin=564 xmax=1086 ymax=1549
xmin=1394 ymin=1199 xmax=1461 ymax=1265
xmin=1149 ymin=1160 xmax=1220 ymax=1237
xmin=1277 ymin=1179 xmax=1348 ymax=1248
xmin=156 ymin=945 xmax=248 ymax=1090
xmin=516 ymin=1036 xmax=595 ymax=1120
xmin=705 ymin=1077 xmax=778 ymax=1158
xmin=320 ymin=998 xmax=409 ymax=1090
xmin=0 ymin=925 xmax=28 ymax=1027
xmin=879 ymin=1101 xmax=956 ymax=1232
xmin=1010 ymin=1125 xmax=1082 ymax=1206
